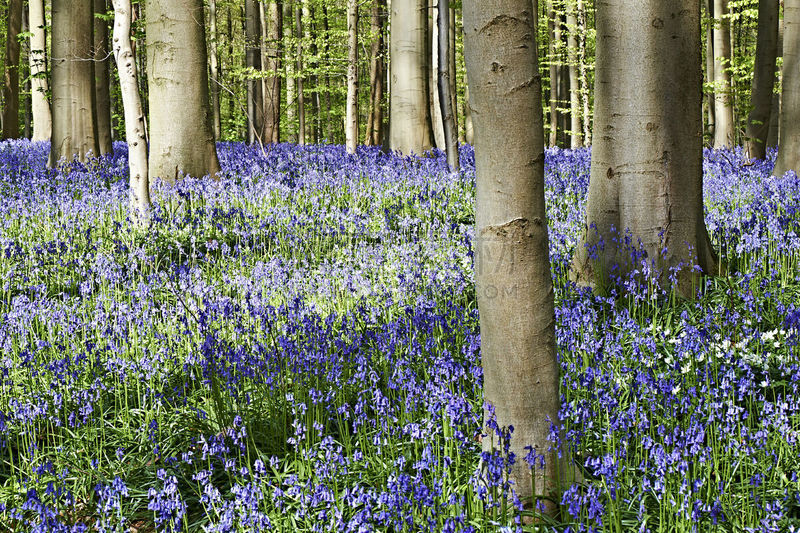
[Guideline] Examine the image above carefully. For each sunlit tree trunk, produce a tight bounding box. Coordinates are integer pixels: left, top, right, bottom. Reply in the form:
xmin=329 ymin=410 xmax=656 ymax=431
xmin=775 ymin=0 xmax=800 ymax=177
xmin=577 ymin=0 xmax=590 ymax=145
xmin=365 ymin=0 xmax=386 ymax=146
xmin=464 ymin=0 xmax=565 ymax=513
xmin=767 ymin=17 xmax=783 ymax=149
xmin=565 ymin=0 xmax=582 ymax=148
xmin=705 ymin=0 xmax=715 ymax=140
xmin=111 ymin=0 xmax=150 ymax=221
xmin=430 ymin=0 xmax=446 ymax=149
xmin=296 ymin=3 xmax=306 ymax=145
xmin=438 ymin=0 xmax=458 ymax=170
xmin=712 ymin=0 xmax=735 ymax=147
xmin=2 ymin=0 xmax=23 ymax=139
xmin=209 ymin=0 xmax=222 ymax=140
xmin=572 ymin=0 xmax=718 ymax=296
xmin=147 ymin=0 xmax=220 ymax=182
xmin=262 ymin=0 xmax=282 ymax=144
xmin=29 ymin=0 xmax=52 ymax=141
xmin=390 ymin=0 xmax=433 ymax=155
xmin=49 ymin=0 xmax=99 ymax=165
xmin=346 ymin=0 xmax=358 ymax=153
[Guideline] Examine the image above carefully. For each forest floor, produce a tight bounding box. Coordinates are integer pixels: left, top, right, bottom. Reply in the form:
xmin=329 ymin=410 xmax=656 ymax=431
xmin=0 ymin=140 xmax=798 ymax=532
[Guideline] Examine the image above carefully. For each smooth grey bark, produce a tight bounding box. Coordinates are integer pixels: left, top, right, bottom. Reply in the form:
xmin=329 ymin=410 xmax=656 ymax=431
xmin=767 ymin=17 xmax=783 ymax=149
xmin=464 ymin=80 xmax=473 ymax=145
xmin=262 ymin=1 xmax=282 ymax=143
xmin=745 ymin=0 xmax=779 ymax=160
xmin=49 ymin=0 xmax=99 ymax=165
xmin=94 ymin=0 xmax=113 ymax=155
xmin=712 ymin=0 xmax=735 ymax=147
xmin=775 ymin=0 xmax=800 ymax=177
xmin=565 ymin=0 xmax=582 ymax=148
xmin=390 ymin=0 xmax=432 ymax=155
xmin=448 ymin=6 xmax=458 ymax=142
xmin=437 ymin=0 xmax=458 ymax=170
xmin=29 ymin=0 xmax=52 ymax=141
xmin=546 ymin=0 xmax=559 ymax=146
xmin=111 ymin=0 xmax=150 ymax=221
xmin=245 ymin=0 xmax=264 ymax=144
xmin=147 ymin=0 xmax=220 ymax=182
xmin=2 ymin=0 xmax=23 ymax=139
xmin=429 ymin=0 xmax=446 ymax=149
xmin=365 ymin=0 xmax=386 ymax=146
xmin=464 ymin=0 xmax=565 ymax=513
xmin=705 ymin=0 xmax=715 ymax=140
xmin=573 ymin=0 xmax=719 ymax=296
xmin=209 ymin=0 xmax=221 ymax=140
xmin=346 ymin=0 xmax=359 ymax=153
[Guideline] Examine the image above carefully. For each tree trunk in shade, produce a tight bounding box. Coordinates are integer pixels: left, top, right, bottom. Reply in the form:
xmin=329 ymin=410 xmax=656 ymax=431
xmin=745 ymin=0 xmax=778 ymax=160
xmin=712 ymin=0 xmax=735 ymax=147
xmin=565 ymin=0 xmax=582 ymax=148
xmin=2 ymin=0 xmax=23 ymax=139
xmin=705 ymin=0 xmax=715 ymax=141
xmin=546 ymin=0 xmax=559 ymax=146
xmin=573 ymin=0 xmax=719 ymax=297
xmin=429 ymin=0 xmax=446 ymax=149
xmin=437 ymin=0 xmax=458 ymax=170
xmin=49 ymin=0 xmax=99 ymax=165
xmin=29 ymin=0 xmax=52 ymax=141
xmin=767 ymin=17 xmax=783 ymax=149
xmin=284 ymin=1 xmax=297 ymax=143
xmin=146 ymin=0 xmax=220 ymax=182
xmin=390 ymin=0 xmax=433 ymax=155
xmin=774 ymin=0 xmax=800 ymax=177
xmin=464 ymin=0 xmax=566 ymax=514
xmin=262 ymin=1 xmax=282 ymax=144
xmin=94 ymin=0 xmax=113 ymax=155
xmin=208 ymin=0 xmax=222 ymax=140
xmin=345 ymin=0 xmax=359 ymax=153
xmin=296 ymin=4 xmax=306 ymax=145
xmin=365 ymin=0 xmax=386 ymax=146
xmin=111 ymin=0 xmax=150 ymax=221
xmin=245 ymin=0 xmax=264 ymax=144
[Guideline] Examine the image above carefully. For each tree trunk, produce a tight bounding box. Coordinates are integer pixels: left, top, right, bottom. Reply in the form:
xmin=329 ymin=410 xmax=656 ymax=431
xmin=775 ymin=0 xmax=800 ymax=177
xmin=464 ymin=80 xmax=473 ymax=145
xmin=745 ymin=0 xmax=778 ymax=160
xmin=712 ymin=0 xmax=735 ymax=147
xmin=245 ymin=0 xmax=264 ymax=144
xmin=147 ymin=0 xmax=220 ymax=182
xmin=546 ymin=0 xmax=559 ymax=146
xmin=464 ymin=0 xmax=564 ymax=513
xmin=94 ymin=0 xmax=113 ymax=155
xmin=390 ymin=0 xmax=433 ymax=155
xmin=2 ymin=0 xmax=23 ymax=139
xmin=448 ymin=6 xmax=458 ymax=143
xmin=705 ymin=0 xmax=715 ymax=141
xmin=49 ymin=0 xmax=99 ymax=165
xmin=22 ymin=9 xmax=32 ymax=139
xmin=437 ymin=0 xmax=458 ymax=170
xmin=346 ymin=0 xmax=359 ymax=153
xmin=767 ymin=16 xmax=783 ymax=149
xmin=572 ymin=0 xmax=718 ymax=297
xmin=576 ymin=0 xmax=591 ymax=145
xmin=284 ymin=1 xmax=297 ymax=143
xmin=111 ymin=0 xmax=150 ymax=221
xmin=262 ymin=1 xmax=282 ymax=144
xmin=429 ymin=0 xmax=446 ymax=149
xmin=296 ymin=4 xmax=306 ymax=145
xmin=365 ymin=0 xmax=386 ymax=146
xmin=565 ymin=0 xmax=582 ymax=148
xmin=209 ymin=0 xmax=222 ymax=140
xmin=29 ymin=0 xmax=52 ymax=141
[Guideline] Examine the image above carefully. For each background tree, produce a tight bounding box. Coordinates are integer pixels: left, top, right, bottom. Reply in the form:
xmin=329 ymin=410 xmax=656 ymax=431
xmin=2 ymin=0 xmax=23 ymax=140
xmin=712 ymin=0 xmax=735 ymax=147
xmin=95 ymin=0 xmax=113 ymax=155
xmin=572 ymin=0 xmax=718 ymax=295
xmin=464 ymin=0 xmax=565 ymax=513
xmin=774 ymin=0 xmax=800 ymax=178
xmin=29 ymin=0 xmax=51 ymax=141
xmin=437 ymin=0 xmax=458 ymax=170
xmin=345 ymin=0 xmax=358 ymax=154
xmin=147 ymin=0 xmax=220 ymax=182
xmin=745 ymin=0 xmax=779 ymax=160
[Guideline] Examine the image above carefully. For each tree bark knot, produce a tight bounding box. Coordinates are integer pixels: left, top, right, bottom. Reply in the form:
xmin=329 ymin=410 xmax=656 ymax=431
xmin=479 ymin=13 xmax=531 ymax=35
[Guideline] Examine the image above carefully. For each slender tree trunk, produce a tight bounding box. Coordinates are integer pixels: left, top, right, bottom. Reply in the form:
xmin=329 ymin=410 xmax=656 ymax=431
xmin=565 ymin=0 xmax=582 ymax=147
xmin=209 ymin=0 xmax=222 ymax=140
xmin=464 ymin=0 xmax=564 ymax=513
xmin=111 ymin=0 xmax=150 ymax=220
xmin=713 ymin=0 xmax=735 ymax=147
xmin=284 ymin=1 xmax=297 ymax=142
xmin=94 ymin=0 xmax=113 ymax=155
xmin=429 ymin=0 xmax=446 ymax=149
xmin=437 ymin=0 xmax=458 ymax=170
xmin=262 ymin=1 xmax=282 ymax=143
xmin=745 ymin=0 xmax=779 ymax=160
xmin=572 ymin=0 xmax=718 ymax=296
xmin=546 ymin=0 xmax=559 ymax=146
xmin=346 ymin=0 xmax=359 ymax=153
xmin=775 ymin=0 xmax=800 ymax=177
xmin=29 ymin=0 xmax=52 ymax=141
xmin=147 ymin=0 xmax=220 ymax=182
xmin=49 ymin=0 xmax=99 ymax=165
xmin=576 ymin=0 xmax=590 ymax=145
xmin=767 ymin=16 xmax=783 ymax=149
xmin=390 ymin=0 xmax=433 ymax=155
xmin=296 ymin=4 xmax=306 ymax=145
xmin=323 ymin=6 xmax=332 ymax=142
xmin=365 ymin=0 xmax=386 ymax=146
xmin=705 ymin=0 xmax=715 ymax=141
xmin=245 ymin=0 xmax=264 ymax=144
xmin=2 ymin=0 xmax=23 ymax=139
xmin=22 ymin=9 xmax=32 ymax=139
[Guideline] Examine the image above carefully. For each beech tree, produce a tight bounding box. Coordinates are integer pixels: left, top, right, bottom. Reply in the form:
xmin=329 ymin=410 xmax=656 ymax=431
xmin=29 ymin=0 xmax=52 ymax=141
xmin=437 ymin=0 xmax=458 ymax=170
xmin=365 ymin=0 xmax=386 ymax=146
xmin=345 ymin=0 xmax=358 ymax=153
xmin=745 ymin=0 xmax=779 ymax=161
xmin=712 ymin=0 xmax=735 ymax=147
xmin=774 ymin=0 xmax=800 ymax=178
xmin=95 ymin=0 xmax=113 ymax=155
xmin=464 ymin=0 xmax=565 ymax=513
xmin=147 ymin=0 xmax=220 ymax=182
xmin=2 ymin=0 xmax=23 ymax=140
xmin=572 ymin=0 xmax=718 ymax=295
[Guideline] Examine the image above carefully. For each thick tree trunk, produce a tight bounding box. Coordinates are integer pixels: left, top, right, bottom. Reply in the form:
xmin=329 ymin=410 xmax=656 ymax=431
xmin=209 ymin=0 xmax=222 ymax=140
xmin=111 ymin=0 xmax=150 ymax=220
xmin=2 ymin=0 xmax=23 ymax=139
xmin=565 ymin=0 xmax=582 ymax=148
xmin=49 ymin=0 xmax=99 ymax=165
xmin=365 ymin=0 xmax=386 ymax=146
xmin=262 ymin=1 xmax=282 ymax=144
xmin=346 ymin=0 xmax=359 ymax=153
xmin=437 ymin=0 xmax=458 ymax=170
xmin=573 ymin=0 xmax=718 ymax=297
xmin=712 ymin=0 xmax=735 ymax=147
xmin=94 ymin=0 xmax=113 ymax=155
xmin=147 ymin=0 xmax=220 ymax=182
xmin=464 ymin=0 xmax=564 ymax=513
xmin=245 ymin=0 xmax=264 ymax=144
xmin=429 ymin=0 xmax=446 ymax=149
xmin=390 ymin=0 xmax=433 ymax=155
xmin=745 ymin=0 xmax=778 ymax=160
xmin=775 ymin=0 xmax=800 ymax=177
xmin=296 ymin=4 xmax=306 ymax=145
xmin=29 ymin=0 xmax=52 ymax=141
